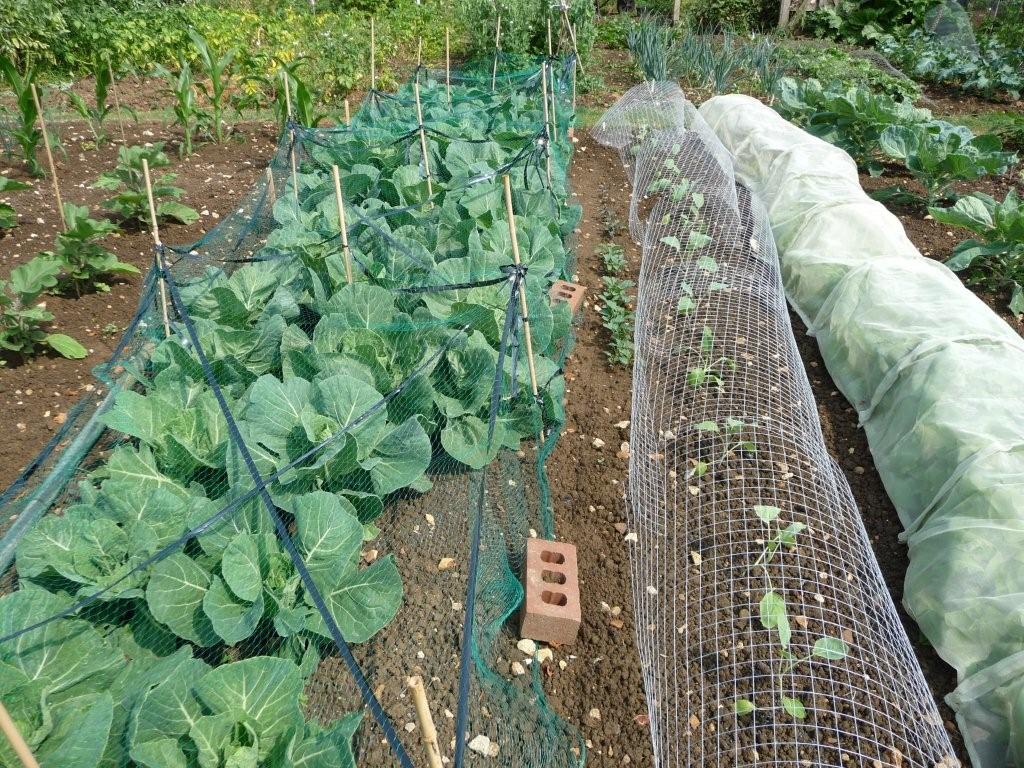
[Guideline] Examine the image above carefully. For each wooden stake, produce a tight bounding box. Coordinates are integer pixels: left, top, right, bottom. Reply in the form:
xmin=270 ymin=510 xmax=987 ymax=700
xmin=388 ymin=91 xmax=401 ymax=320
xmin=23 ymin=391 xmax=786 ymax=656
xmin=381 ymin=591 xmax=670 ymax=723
xmin=344 ymin=98 xmax=351 ymax=126
xmin=548 ymin=60 xmax=558 ymax=144
xmin=107 ymin=56 xmax=127 ymax=144
xmin=331 ymin=165 xmax=354 ymax=286
xmin=142 ymin=158 xmax=171 ymax=339
xmin=30 ymin=84 xmax=65 ymax=231
xmin=0 ymin=701 xmax=39 ymax=768
xmin=413 ymin=80 xmax=434 ymax=200
xmin=406 ymin=676 xmax=444 ymax=768
xmin=283 ymin=74 xmax=299 ymax=208
xmin=266 ymin=166 xmax=276 ymax=205
xmin=445 ymin=27 xmax=451 ymax=106
xmin=539 ymin=66 xmax=553 ymax=187
xmin=502 ymin=175 xmax=539 ymax=399
xmin=568 ymin=56 xmax=577 ymax=139
xmin=547 ymin=17 xmax=554 ymax=57
xmin=491 ymin=15 xmax=502 ymax=91
xmin=416 ymin=37 xmax=423 ymax=69
xmin=561 ymin=7 xmax=583 ymax=75
xmin=370 ymin=17 xmax=377 ymax=91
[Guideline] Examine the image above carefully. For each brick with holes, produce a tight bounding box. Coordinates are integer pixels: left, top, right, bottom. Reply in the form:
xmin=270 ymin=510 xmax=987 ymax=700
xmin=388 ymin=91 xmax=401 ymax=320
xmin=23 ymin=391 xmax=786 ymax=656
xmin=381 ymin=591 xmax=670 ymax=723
xmin=548 ymin=280 xmax=586 ymax=314
xmin=520 ymin=538 xmax=581 ymax=646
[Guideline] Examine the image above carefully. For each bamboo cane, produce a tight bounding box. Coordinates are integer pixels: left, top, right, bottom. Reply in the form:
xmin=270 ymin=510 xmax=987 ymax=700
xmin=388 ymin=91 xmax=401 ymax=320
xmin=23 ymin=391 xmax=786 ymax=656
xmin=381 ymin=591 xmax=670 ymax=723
xmin=413 ymin=80 xmax=434 ymax=200
xmin=266 ymin=166 xmax=276 ymax=205
xmin=539 ymin=66 xmax=553 ymax=188
xmin=561 ymin=6 xmax=583 ymax=75
xmin=106 ymin=56 xmax=128 ymax=144
xmin=283 ymin=74 xmax=299 ymax=208
xmin=501 ymin=175 xmax=539 ymax=399
xmin=568 ymin=55 xmax=577 ymax=139
xmin=445 ymin=27 xmax=451 ymax=107
xmin=29 ymin=84 xmax=65 ymax=231
xmin=344 ymin=98 xmax=351 ymax=126
xmin=548 ymin=60 xmax=558 ymax=144
xmin=406 ymin=676 xmax=444 ymax=768
xmin=331 ymin=165 xmax=354 ymax=286
xmin=417 ymin=36 xmax=423 ymax=69
xmin=491 ymin=15 xmax=502 ymax=91
xmin=142 ymin=158 xmax=171 ymax=339
xmin=0 ymin=701 xmax=39 ymax=768
xmin=370 ymin=17 xmax=377 ymax=91
xmin=547 ymin=16 xmax=554 ymax=57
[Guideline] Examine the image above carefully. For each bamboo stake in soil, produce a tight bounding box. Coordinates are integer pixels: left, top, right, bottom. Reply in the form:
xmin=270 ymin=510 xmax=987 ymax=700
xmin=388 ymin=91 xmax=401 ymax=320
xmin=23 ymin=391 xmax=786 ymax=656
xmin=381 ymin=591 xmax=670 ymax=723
xmin=417 ymin=37 xmax=423 ymax=69
xmin=29 ymin=84 xmax=65 ymax=231
xmin=547 ymin=16 xmax=554 ymax=57
xmin=406 ymin=676 xmax=444 ymax=768
xmin=107 ymin=56 xmax=128 ymax=144
xmin=491 ymin=15 xmax=502 ymax=91
xmin=539 ymin=66 xmax=553 ymax=188
xmin=0 ymin=701 xmax=39 ymax=768
xmin=344 ymin=98 xmax=351 ymax=126
xmin=283 ymin=74 xmax=299 ymax=208
xmin=548 ymin=60 xmax=559 ymax=144
xmin=413 ymin=80 xmax=434 ymax=200
xmin=331 ymin=165 xmax=354 ymax=286
xmin=370 ymin=17 xmax=377 ymax=91
xmin=266 ymin=166 xmax=276 ymax=205
xmin=560 ymin=5 xmax=583 ymax=75
xmin=141 ymin=158 xmax=171 ymax=339
xmin=568 ymin=52 xmax=577 ymax=139
xmin=445 ymin=27 xmax=451 ymax=106
xmin=501 ymin=174 xmax=539 ymax=399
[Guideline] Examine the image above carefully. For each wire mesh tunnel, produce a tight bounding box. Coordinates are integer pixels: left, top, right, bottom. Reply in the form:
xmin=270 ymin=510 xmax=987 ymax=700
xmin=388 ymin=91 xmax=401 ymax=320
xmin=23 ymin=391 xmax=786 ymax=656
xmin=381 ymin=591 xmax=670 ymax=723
xmin=591 ymin=82 xmax=959 ymax=767
xmin=0 ymin=56 xmax=585 ymax=768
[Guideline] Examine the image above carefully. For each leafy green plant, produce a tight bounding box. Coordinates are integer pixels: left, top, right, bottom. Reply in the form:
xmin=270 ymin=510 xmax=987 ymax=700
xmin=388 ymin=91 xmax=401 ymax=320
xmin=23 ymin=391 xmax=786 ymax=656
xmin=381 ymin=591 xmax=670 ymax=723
xmin=0 ymin=256 xmax=87 ymax=362
xmin=42 ymin=203 xmax=140 ymax=295
xmin=0 ymin=55 xmax=44 ymax=176
xmin=67 ymin=53 xmax=133 ymax=146
xmin=686 ymin=417 xmax=756 ymax=485
xmin=876 ymin=30 xmax=1024 ymax=101
xmin=189 ymin=29 xmax=236 ymax=143
xmin=599 ymin=275 xmax=635 ymax=366
xmin=92 ymin=143 xmax=199 ymax=226
xmin=155 ymin=58 xmax=209 ymax=157
xmin=0 ymin=176 xmax=30 ymax=229
xmin=272 ymin=60 xmax=330 ymax=129
xmin=877 ymin=123 xmax=1017 ymax=206
xmin=774 ymin=76 xmax=932 ymax=175
xmin=930 ymin=189 xmax=1024 ymax=316
xmin=735 ymin=503 xmax=849 ymax=720
xmin=776 ymin=43 xmax=920 ymax=101
xmin=596 ymin=242 xmax=628 ymax=274
xmin=686 ymin=326 xmax=735 ymax=391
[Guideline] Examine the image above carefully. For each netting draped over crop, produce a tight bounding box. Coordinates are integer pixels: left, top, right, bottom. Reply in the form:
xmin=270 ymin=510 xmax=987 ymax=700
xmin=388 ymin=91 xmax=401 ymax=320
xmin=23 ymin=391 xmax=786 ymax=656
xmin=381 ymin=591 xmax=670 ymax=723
xmin=0 ymin=56 xmax=585 ymax=768
xmin=592 ymin=83 xmax=958 ymax=767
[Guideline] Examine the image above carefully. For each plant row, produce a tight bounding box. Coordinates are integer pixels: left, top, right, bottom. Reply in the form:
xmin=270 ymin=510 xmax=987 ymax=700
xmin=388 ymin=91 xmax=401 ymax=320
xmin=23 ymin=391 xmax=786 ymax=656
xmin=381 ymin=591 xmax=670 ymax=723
xmin=0 ymin=69 xmax=579 ymax=768
xmin=1 ymin=145 xmax=198 ymax=364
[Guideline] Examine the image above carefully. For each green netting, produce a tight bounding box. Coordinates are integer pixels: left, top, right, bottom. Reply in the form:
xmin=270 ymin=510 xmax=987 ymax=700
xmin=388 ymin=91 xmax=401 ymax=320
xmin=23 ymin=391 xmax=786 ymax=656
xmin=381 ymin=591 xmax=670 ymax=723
xmin=0 ymin=56 xmax=584 ymax=768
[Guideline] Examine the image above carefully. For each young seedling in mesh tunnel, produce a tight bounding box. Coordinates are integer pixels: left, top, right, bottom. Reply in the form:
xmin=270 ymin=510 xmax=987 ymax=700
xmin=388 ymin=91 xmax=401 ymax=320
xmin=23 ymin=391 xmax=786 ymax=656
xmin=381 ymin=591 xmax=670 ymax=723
xmin=686 ymin=326 xmax=735 ymax=391
xmin=675 ymin=278 xmax=728 ymax=316
xmin=686 ymin=417 xmax=756 ymax=483
xmin=735 ymin=504 xmax=849 ymax=720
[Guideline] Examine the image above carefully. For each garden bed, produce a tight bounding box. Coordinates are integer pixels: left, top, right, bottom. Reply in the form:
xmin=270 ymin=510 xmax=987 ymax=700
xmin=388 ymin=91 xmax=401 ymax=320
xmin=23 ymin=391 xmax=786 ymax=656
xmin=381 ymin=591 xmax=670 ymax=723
xmin=0 ymin=118 xmax=278 ymax=490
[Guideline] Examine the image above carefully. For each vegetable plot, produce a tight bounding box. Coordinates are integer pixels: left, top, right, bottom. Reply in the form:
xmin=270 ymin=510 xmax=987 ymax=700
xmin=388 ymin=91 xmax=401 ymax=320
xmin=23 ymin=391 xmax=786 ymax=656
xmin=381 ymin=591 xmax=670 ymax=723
xmin=0 ymin=57 xmax=581 ymax=768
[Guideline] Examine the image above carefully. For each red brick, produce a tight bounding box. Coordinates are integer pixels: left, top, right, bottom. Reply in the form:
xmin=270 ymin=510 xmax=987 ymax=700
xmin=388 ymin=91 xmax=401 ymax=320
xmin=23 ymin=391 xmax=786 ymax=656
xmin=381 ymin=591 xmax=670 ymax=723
xmin=520 ymin=538 xmax=581 ymax=646
xmin=548 ymin=280 xmax=586 ymax=314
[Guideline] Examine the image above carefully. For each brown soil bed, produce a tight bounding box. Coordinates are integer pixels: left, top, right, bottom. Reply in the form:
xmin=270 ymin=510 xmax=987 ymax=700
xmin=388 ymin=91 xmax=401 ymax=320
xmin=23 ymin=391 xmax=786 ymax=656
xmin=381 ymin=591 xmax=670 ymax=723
xmin=0 ymin=119 xmax=279 ymax=491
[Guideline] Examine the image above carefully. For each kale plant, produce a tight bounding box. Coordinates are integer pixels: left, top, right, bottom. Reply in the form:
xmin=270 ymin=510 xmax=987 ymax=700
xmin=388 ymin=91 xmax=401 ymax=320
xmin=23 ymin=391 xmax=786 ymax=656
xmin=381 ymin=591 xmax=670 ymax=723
xmin=930 ymin=188 xmax=1024 ymax=316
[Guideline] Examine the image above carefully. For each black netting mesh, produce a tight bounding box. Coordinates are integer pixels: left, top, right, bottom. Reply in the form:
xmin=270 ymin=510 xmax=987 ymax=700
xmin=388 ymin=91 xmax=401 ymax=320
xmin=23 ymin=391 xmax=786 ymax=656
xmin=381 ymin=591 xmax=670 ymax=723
xmin=0 ymin=55 xmax=586 ymax=768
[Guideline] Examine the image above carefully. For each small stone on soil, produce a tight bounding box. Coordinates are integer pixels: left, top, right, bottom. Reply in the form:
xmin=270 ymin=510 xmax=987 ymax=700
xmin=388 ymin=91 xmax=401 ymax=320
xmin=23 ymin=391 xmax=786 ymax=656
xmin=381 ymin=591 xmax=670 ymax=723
xmin=516 ymin=638 xmax=537 ymax=656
